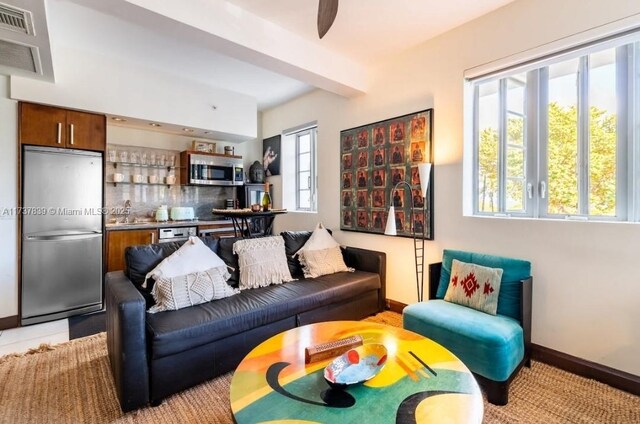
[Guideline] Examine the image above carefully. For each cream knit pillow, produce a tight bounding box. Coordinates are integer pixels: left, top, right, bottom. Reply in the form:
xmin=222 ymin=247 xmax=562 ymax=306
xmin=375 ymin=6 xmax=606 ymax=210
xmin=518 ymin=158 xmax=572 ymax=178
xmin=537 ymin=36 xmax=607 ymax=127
xmin=295 ymin=223 xmax=353 ymax=278
xmin=148 ymin=267 xmax=239 ymax=313
xmin=233 ymin=236 xmax=294 ymax=289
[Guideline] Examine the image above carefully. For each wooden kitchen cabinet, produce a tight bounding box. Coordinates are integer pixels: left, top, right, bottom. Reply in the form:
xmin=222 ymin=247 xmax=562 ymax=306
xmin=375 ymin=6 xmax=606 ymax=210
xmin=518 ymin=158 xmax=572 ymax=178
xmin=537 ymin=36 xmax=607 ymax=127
xmin=19 ymin=102 xmax=106 ymax=151
xmin=106 ymin=229 xmax=158 ymax=272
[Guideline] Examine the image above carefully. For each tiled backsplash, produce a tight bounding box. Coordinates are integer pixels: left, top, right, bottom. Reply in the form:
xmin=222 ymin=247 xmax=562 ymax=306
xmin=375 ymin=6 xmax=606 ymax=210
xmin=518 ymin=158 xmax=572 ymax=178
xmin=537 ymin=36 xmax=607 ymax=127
xmin=106 ymin=144 xmax=235 ymax=221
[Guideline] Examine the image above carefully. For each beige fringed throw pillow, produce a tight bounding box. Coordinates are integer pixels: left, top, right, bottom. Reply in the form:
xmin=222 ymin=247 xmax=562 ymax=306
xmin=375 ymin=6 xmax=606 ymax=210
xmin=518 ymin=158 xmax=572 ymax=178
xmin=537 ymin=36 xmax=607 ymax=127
xmin=296 ymin=223 xmax=353 ymax=278
xmin=233 ymin=236 xmax=294 ymax=290
xmin=148 ymin=267 xmax=239 ymax=313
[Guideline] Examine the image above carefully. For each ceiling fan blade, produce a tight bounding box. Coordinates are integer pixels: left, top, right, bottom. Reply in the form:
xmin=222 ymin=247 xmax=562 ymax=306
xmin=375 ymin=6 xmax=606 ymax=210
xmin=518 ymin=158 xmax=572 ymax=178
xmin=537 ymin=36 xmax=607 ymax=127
xmin=317 ymin=0 xmax=339 ymax=39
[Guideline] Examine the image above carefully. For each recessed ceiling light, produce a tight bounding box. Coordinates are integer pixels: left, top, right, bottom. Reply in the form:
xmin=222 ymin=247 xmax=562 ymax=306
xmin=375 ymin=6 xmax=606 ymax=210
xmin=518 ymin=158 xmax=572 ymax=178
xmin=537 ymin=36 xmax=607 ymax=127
xmin=182 ymin=128 xmax=194 ymax=132
xmin=111 ymin=117 xmax=127 ymax=122
xmin=211 ymin=105 xmax=217 ymax=110
xmin=149 ymin=123 xmax=162 ymax=127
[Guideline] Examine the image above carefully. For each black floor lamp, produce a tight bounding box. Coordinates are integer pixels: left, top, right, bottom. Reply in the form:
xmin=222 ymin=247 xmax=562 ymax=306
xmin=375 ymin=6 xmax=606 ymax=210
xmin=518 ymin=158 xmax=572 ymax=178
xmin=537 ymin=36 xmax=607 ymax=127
xmin=384 ymin=163 xmax=432 ymax=302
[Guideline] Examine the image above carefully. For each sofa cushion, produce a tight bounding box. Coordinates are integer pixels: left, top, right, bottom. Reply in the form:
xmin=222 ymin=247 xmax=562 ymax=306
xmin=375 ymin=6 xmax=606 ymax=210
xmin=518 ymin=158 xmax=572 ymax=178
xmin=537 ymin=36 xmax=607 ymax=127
xmin=403 ymin=300 xmax=524 ymax=382
xmin=145 ymin=270 xmax=381 ymax=359
xmin=124 ymin=237 xmax=220 ymax=289
xmin=281 ymin=230 xmax=333 ymax=277
xmin=436 ymin=250 xmax=531 ymax=321
xmin=281 ymin=231 xmax=312 ymax=276
xmin=217 ymin=237 xmax=242 ymax=287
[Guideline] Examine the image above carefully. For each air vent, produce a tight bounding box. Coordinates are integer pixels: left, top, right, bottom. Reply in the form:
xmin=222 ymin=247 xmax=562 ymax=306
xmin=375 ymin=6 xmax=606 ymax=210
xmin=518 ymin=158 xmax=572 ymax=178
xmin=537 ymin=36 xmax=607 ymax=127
xmin=0 ymin=3 xmax=35 ymax=35
xmin=0 ymin=39 xmax=36 ymax=72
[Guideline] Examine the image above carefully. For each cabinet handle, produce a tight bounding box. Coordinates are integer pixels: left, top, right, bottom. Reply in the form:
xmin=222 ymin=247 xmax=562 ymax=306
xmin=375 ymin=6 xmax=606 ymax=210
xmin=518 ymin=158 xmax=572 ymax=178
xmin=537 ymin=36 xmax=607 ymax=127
xmin=69 ymin=124 xmax=74 ymax=145
xmin=56 ymin=123 xmax=62 ymax=144
xmin=150 ymin=232 xmax=155 ymax=244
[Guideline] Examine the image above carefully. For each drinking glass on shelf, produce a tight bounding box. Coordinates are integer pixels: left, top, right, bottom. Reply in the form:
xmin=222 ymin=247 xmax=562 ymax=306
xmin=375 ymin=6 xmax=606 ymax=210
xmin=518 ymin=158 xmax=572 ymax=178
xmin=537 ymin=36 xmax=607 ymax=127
xmin=169 ymin=155 xmax=176 ymax=167
xmin=160 ymin=155 xmax=166 ymax=166
xmin=130 ymin=151 xmax=138 ymax=164
xmin=119 ymin=151 xmax=128 ymax=163
xmin=141 ymin=152 xmax=148 ymax=166
xmin=108 ymin=149 xmax=117 ymax=162
xmin=149 ymin=153 xmax=156 ymax=166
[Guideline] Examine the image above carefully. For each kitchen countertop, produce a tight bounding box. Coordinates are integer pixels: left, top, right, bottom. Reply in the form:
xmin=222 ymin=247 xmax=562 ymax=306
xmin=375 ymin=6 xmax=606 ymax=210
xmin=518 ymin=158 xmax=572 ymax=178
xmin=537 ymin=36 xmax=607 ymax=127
xmin=105 ymin=219 xmax=233 ymax=231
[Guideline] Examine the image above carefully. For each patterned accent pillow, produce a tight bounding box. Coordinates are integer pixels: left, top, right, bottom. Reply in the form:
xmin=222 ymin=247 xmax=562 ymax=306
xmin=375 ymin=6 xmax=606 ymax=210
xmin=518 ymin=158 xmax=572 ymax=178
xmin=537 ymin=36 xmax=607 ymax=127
xmin=444 ymin=259 xmax=503 ymax=315
xmin=148 ymin=267 xmax=239 ymax=313
xmin=298 ymin=246 xmax=353 ymax=278
xmin=233 ymin=236 xmax=294 ymax=289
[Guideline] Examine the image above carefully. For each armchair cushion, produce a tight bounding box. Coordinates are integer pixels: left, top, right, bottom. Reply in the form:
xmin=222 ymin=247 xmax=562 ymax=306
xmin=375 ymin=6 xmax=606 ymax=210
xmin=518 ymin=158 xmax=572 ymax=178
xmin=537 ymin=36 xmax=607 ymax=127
xmin=436 ymin=250 xmax=531 ymax=322
xmin=404 ymin=300 xmax=524 ymax=382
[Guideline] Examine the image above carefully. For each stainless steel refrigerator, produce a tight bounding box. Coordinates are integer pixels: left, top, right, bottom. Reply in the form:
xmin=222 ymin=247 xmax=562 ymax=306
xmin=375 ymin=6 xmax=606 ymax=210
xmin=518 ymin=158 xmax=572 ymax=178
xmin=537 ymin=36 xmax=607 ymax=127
xmin=21 ymin=146 xmax=103 ymax=325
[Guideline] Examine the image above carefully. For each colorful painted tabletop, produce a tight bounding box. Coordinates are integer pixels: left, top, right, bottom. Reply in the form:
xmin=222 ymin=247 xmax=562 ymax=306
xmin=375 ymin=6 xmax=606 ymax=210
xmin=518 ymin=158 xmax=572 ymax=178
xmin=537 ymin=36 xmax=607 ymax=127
xmin=230 ymin=321 xmax=483 ymax=423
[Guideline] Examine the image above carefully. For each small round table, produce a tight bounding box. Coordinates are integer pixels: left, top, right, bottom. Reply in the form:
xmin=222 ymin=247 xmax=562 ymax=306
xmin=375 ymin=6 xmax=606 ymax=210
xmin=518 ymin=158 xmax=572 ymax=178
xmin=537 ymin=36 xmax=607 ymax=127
xmin=230 ymin=321 xmax=483 ymax=423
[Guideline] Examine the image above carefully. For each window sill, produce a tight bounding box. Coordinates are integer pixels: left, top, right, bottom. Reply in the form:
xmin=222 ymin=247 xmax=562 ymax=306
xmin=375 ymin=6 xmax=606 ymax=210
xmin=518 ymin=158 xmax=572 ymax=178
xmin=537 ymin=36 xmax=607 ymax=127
xmin=465 ymin=213 xmax=635 ymax=225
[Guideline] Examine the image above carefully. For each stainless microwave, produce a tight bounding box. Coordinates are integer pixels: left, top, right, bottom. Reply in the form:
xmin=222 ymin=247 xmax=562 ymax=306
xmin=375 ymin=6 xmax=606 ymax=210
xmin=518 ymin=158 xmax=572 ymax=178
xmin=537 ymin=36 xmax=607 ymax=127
xmin=188 ymin=154 xmax=244 ymax=186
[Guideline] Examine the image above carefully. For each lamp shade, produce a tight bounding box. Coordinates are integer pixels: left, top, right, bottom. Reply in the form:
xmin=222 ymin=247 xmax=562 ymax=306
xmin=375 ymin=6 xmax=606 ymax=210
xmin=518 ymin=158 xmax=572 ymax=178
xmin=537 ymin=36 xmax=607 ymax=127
xmin=418 ymin=163 xmax=432 ymax=198
xmin=384 ymin=205 xmax=397 ymax=236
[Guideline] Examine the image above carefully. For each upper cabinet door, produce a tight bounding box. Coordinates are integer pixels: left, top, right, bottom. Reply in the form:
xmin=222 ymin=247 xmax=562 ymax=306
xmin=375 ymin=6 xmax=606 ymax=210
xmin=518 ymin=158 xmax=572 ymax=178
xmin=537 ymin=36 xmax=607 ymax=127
xmin=66 ymin=110 xmax=106 ymax=152
xmin=19 ymin=103 xmax=67 ymax=148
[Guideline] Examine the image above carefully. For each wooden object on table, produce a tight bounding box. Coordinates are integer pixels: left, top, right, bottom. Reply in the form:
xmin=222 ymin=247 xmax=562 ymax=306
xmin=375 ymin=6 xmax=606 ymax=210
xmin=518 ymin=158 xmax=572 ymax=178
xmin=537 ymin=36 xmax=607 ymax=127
xmin=19 ymin=102 xmax=106 ymax=151
xmin=304 ymin=335 xmax=363 ymax=364
xmin=106 ymin=229 xmax=158 ymax=272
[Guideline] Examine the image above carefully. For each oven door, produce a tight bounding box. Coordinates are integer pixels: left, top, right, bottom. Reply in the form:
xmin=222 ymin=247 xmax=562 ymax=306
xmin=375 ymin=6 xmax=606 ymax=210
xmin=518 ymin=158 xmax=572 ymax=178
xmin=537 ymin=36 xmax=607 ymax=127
xmin=157 ymin=236 xmax=190 ymax=244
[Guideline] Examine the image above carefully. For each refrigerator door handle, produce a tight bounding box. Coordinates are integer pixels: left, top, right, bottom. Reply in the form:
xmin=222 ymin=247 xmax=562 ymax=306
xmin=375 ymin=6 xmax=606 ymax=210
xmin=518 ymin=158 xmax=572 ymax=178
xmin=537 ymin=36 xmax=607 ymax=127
xmin=57 ymin=123 xmax=62 ymax=144
xmin=25 ymin=231 xmax=101 ymax=241
xmin=69 ymin=124 xmax=74 ymax=145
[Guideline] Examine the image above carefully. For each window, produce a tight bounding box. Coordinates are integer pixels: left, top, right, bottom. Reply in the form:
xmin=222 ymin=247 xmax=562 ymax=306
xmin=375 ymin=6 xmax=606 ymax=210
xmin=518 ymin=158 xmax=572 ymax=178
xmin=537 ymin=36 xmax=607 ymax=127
xmin=282 ymin=124 xmax=317 ymax=212
xmin=294 ymin=128 xmax=317 ymax=211
xmin=470 ymin=35 xmax=639 ymax=221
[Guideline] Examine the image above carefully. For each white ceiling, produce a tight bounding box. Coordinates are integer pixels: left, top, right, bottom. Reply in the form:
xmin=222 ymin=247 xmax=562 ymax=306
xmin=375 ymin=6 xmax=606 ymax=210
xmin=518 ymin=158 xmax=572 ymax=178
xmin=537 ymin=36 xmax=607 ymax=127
xmin=2 ymin=0 xmax=516 ymax=111
xmin=227 ymin=0 xmax=516 ymax=64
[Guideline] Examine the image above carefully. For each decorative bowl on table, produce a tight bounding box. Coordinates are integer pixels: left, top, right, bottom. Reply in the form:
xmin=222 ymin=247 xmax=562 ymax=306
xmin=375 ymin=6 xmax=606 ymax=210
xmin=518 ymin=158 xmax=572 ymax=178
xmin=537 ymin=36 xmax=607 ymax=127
xmin=323 ymin=344 xmax=387 ymax=389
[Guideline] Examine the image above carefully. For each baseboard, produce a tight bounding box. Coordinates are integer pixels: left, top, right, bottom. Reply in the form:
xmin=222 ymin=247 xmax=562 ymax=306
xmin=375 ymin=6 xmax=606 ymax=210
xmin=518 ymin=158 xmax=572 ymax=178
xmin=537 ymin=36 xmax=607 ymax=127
xmin=0 ymin=315 xmax=19 ymax=331
xmin=385 ymin=299 xmax=407 ymax=314
xmin=531 ymin=343 xmax=640 ymax=396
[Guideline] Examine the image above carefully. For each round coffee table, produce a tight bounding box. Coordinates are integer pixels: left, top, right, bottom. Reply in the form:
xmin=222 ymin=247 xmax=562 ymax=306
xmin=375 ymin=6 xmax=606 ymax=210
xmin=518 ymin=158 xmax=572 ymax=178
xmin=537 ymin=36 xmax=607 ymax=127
xmin=230 ymin=321 xmax=483 ymax=423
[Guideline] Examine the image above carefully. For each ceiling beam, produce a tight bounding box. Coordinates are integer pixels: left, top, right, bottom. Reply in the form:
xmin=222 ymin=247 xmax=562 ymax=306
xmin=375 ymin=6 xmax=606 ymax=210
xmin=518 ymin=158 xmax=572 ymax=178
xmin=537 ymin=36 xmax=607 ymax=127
xmin=78 ymin=0 xmax=370 ymax=97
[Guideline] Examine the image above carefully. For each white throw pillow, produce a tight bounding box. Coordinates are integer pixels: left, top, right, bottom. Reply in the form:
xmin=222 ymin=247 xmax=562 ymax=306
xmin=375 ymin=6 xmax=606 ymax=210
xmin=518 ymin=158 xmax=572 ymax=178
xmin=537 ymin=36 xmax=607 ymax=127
xmin=297 ymin=222 xmax=340 ymax=253
xmin=233 ymin=236 xmax=294 ymax=289
xmin=144 ymin=236 xmax=230 ymax=288
xmin=148 ymin=267 xmax=239 ymax=313
xmin=295 ymin=223 xmax=353 ymax=278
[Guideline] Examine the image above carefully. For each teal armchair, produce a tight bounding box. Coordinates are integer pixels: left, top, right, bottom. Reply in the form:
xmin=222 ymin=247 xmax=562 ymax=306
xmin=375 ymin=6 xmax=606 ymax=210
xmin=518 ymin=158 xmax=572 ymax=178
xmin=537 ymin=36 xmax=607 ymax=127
xmin=403 ymin=249 xmax=532 ymax=405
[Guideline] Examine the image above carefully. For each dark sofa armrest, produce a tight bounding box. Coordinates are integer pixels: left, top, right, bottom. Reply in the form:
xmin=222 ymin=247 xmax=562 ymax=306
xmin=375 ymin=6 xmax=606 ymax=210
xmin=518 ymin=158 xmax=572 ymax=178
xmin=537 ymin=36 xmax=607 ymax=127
xmin=342 ymin=246 xmax=386 ymax=312
xmin=106 ymin=271 xmax=150 ymax=412
xmin=428 ymin=262 xmax=442 ymax=300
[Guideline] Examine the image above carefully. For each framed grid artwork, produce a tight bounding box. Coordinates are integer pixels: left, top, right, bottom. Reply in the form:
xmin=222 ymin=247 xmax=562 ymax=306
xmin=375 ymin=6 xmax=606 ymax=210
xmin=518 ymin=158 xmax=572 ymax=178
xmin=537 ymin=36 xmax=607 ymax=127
xmin=340 ymin=109 xmax=434 ymax=239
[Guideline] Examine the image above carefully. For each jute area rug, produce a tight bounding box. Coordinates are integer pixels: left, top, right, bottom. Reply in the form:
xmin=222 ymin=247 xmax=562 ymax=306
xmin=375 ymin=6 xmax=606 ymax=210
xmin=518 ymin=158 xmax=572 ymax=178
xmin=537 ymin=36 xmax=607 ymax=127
xmin=0 ymin=312 xmax=638 ymax=423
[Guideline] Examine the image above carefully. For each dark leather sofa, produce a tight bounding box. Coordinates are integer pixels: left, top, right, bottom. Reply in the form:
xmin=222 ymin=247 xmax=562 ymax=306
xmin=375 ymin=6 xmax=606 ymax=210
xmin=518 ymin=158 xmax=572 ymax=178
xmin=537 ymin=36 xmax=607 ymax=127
xmin=106 ymin=231 xmax=386 ymax=412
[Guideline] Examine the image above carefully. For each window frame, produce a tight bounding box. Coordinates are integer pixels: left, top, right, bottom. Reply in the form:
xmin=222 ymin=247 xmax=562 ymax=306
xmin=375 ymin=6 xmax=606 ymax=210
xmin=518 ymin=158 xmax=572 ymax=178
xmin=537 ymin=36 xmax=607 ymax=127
xmin=293 ymin=126 xmax=317 ymax=211
xmin=470 ymin=39 xmax=635 ymax=222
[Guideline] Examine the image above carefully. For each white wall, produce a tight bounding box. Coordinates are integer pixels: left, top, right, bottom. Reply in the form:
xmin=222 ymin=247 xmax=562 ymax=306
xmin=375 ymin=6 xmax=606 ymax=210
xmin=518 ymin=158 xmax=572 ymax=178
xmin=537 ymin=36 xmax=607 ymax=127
xmin=107 ymin=123 xmax=263 ymax=172
xmin=11 ymin=46 xmax=258 ymax=141
xmin=261 ymin=0 xmax=640 ymax=375
xmin=0 ymin=76 xmax=18 ymax=319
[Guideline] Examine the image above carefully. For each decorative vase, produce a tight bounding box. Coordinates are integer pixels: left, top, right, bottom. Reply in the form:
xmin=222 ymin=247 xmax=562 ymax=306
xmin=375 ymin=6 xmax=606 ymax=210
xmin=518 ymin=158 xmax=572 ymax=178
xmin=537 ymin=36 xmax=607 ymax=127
xmin=249 ymin=160 xmax=265 ymax=183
